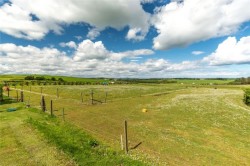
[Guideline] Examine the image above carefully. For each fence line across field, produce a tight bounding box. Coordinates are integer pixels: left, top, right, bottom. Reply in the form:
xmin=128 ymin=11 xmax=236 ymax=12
xmin=5 ymin=87 xmax=145 ymax=132
xmin=5 ymin=87 xmax=139 ymax=131
xmin=11 ymin=85 xmax=184 ymax=104
xmin=5 ymin=90 xmax=119 ymax=133
xmin=4 ymin=89 xmax=121 ymax=135
xmin=3 ymin=85 xmax=165 ymax=156
xmin=13 ymin=86 xmax=109 ymax=105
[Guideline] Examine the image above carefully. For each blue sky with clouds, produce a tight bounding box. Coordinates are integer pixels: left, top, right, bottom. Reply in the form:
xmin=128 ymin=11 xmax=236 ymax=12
xmin=0 ymin=0 xmax=250 ymax=78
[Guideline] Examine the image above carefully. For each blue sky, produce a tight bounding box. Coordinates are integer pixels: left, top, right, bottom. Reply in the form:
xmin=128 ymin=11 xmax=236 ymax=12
xmin=0 ymin=0 xmax=250 ymax=78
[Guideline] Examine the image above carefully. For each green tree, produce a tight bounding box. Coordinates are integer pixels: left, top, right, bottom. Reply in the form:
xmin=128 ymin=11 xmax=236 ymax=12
xmin=24 ymin=75 xmax=35 ymax=80
xmin=51 ymin=77 xmax=56 ymax=81
xmin=36 ymin=76 xmax=45 ymax=80
xmin=58 ymin=78 xmax=64 ymax=82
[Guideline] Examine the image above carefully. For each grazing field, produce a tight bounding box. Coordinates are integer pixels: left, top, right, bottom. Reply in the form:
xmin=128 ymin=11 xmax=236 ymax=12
xmin=2 ymin=81 xmax=250 ymax=165
xmin=174 ymin=79 xmax=234 ymax=85
xmin=0 ymin=75 xmax=26 ymax=81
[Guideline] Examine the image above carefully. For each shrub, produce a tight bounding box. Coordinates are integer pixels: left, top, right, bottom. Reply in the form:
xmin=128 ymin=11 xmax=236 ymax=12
xmin=58 ymin=78 xmax=64 ymax=82
xmin=36 ymin=76 xmax=46 ymax=80
xmin=244 ymin=89 xmax=250 ymax=105
xmin=24 ymin=75 xmax=35 ymax=80
xmin=51 ymin=77 xmax=56 ymax=81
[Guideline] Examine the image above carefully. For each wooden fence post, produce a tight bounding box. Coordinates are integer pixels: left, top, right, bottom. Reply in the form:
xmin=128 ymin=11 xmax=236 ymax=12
xmin=81 ymin=92 xmax=83 ymax=103
xmin=41 ymin=96 xmax=46 ymax=112
xmin=41 ymin=87 xmax=43 ymax=95
xmin=91 ymin=90 xmax=94 ymax=105
xmin=124 ymin=120 xmax=128 ymax=154
xmin=105 ymin=92 xmax=108 ymax=103
xmin=50 ymin=100 xmax=53 ymax=116
xmin=20 ymin=91 xmax=24 ymax=102
xmin=62 ymin=108 xmax=65 ymax=121
xmin=57 ymin=88 xmax=59 ymax=98
xmin=16 ymin=90 xmax=19 ymax=102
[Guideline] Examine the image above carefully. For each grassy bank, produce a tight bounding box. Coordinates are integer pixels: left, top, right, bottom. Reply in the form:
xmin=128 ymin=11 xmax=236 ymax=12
xmin=26 ymin=115 xmax=145 ymax=165
xmin=0 ymin=102 xmax=145 ymax=165
xmin=0 ymin=103 xmax=76 ymax=165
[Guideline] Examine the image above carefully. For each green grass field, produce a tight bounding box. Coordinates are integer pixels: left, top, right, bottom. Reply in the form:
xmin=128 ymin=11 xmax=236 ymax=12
xmin=0 ymin=75 xmax=26 ymax=81
xmin=3 ymin=84 xmax=250 ymax=165
xmin=1 ymin=75 xmax=250 ymax=165
xmin=174 ymin=78 xmax=234 ymax=84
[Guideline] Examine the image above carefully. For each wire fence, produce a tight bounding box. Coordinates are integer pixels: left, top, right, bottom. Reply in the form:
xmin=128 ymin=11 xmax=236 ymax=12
xmin=2 ymin=85 xmax=179 ymax=164
xmin=3 ymin=86 xmax=135 ymax=142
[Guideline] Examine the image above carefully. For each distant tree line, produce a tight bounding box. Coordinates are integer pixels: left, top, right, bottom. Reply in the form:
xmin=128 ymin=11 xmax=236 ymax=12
xmin=3 ymin=80 xmax=117 ymax=86
xmin=24 ymin=76 xmax=64 ymax=82
xmin=231 ymin=77 xmax=250 ymax=84
xmin=4 ymin=81 xmax=94 ymax=86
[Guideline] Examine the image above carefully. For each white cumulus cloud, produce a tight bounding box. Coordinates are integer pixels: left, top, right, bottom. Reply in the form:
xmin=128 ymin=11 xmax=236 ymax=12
xmin=59 ymin=41 xmax=77 ymax=49
xmin=203 ymin=36 xmax=250 ymax=65
xmin=0 ymin=3 xmax=50 ymax=40
xmin=0 ymin=0 xmax=150 ymax=41
xmin=192 ymin=51 xmax=204 ymax=55
xmin=73 ymin=40 xmax=109 ymax=61
xmin=87 ymin=28 xmax=101 ymax=40
xmin=73 ymin=39 xmax=154 ymax=61
xmin=1 ymin=37 xmax=250 ymax=78
xmin=152 ymin=0 xmax=250 ymax=50
xmin=0 ymin=43 xmax=70 ymax=74
xmin=0 ymin=41 xmax=203 ymax=77
xmin=140 ymin=0 xmax=156 ymax=4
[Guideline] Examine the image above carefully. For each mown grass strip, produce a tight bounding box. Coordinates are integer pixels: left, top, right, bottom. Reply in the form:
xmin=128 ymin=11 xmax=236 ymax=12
xmin=26 ymin=115 xmax=145 ymax=166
